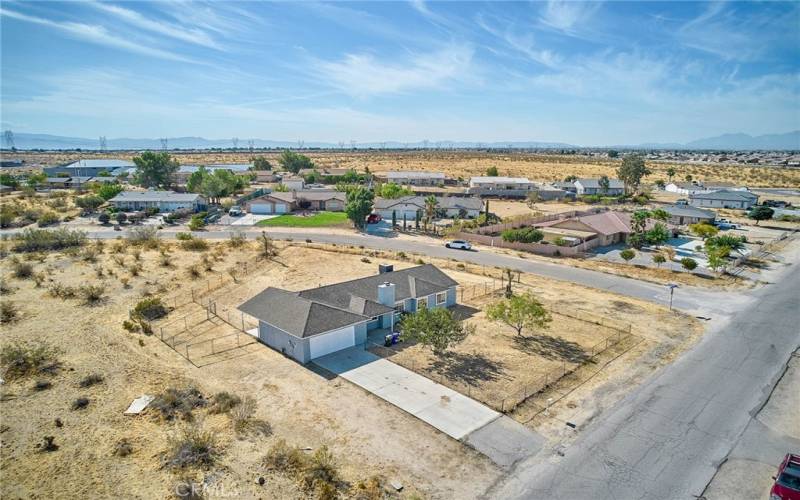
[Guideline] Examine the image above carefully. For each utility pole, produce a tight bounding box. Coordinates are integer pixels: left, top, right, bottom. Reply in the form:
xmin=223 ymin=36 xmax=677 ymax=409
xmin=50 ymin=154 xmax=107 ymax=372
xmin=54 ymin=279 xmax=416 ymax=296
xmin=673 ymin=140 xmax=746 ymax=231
xmin=667 ymin=283 xmax=679 ymax=311
xmin=160 ymin=138 xmax=168 ymax=151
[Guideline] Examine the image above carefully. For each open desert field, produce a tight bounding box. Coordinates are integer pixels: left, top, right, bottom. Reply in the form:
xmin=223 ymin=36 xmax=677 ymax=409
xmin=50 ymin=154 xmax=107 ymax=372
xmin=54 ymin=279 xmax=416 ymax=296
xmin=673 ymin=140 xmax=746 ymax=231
xmin=8 ymin=150 xmax=800 ymax=188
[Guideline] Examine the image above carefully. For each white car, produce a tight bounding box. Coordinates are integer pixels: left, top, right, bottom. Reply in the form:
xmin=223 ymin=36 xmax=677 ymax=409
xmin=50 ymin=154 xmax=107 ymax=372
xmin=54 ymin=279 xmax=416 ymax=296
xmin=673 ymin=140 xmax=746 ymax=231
xmin=715 ymin=221 xmax=740 ymax=230
xmin=445 ymin=240 xmax=472 ymax=250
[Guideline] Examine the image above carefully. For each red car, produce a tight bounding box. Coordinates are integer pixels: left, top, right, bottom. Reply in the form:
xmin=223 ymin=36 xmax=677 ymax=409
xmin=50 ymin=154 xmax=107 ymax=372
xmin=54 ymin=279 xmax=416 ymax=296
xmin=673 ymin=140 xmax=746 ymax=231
xmin=366 ymin=213 xmax=382 ymax=224
xmin=771 ymin=453 xmax=800 ymax=500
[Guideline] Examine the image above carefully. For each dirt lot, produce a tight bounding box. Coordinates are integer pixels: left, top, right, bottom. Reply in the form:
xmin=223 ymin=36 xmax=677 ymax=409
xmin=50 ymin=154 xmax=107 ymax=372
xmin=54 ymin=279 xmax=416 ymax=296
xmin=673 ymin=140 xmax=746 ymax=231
xmin=0 ymin=238 xmax=501 ymax=499
xmin=10 ymin=150 xmax=800 ymax=188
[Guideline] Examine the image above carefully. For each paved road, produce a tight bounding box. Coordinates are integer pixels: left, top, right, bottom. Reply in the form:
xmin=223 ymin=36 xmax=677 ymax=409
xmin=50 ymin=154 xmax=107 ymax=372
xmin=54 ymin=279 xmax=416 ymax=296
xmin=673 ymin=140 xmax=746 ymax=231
xmin=487 ymin=242 xmax=800 ymax=499
xmin=68 ymin=227 xmax=745 ymax=316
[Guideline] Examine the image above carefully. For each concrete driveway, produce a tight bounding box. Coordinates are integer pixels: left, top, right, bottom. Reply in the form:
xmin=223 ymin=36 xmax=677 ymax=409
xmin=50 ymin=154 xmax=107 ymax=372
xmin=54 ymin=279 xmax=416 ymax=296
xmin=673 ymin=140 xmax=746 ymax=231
xmin=314 ymin=347 xmax=498 ymax=440
xmin=219 ymin=214 xmax=277 ymax=226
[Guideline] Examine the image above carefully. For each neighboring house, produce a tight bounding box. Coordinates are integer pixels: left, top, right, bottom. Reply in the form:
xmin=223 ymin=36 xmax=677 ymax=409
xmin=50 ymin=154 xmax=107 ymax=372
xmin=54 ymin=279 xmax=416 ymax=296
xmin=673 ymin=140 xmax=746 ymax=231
xmin=44 ymin=159 xmax=135 ymax=177
xmin=535 ymin=210 xmax=672 ymax=248
xmin=175 ymin=164 xmax=252 ymax=184
xmin=379 ymin=171 xmax=446 ymax=186
xmin=373 ymin=195 xmax=483 ymax=220
xmin=467 ymin=176 xmax=534 ymax=197
xmin=552 ymin=181 xmax=578 ymax=193
xmin=251 ymin=171 xmax=279 ymax=183
xmin=531 ymin=183 xmax=572 ymax=201
xmin=662 ymin=205 xmax=716 ymax=226
xmin=689 ymin=190 xmax=758 ymax=210
xmin=574 ymin=178 xmax=625 ymax=196
xmin=109 ymin=191 xmax=207 ymax=212
xmin=281 ymin=176 xmax=305 ymax=191
xmin=665 ymin=182 xmax=707 ymax=195
xmin=238 ymin=264 xmax=458 ymax=363
xmin=43 ymin=177 xmax=70 ymax=189
xmin=245 ymin=190 xmax=346 ymax=214
xmin=65 ymin=176 xmax=95 ymax=188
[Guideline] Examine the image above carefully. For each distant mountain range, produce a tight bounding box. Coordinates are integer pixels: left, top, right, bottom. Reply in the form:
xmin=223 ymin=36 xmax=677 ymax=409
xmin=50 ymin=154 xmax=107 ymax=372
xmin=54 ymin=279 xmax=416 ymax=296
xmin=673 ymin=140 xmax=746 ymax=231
xmin=4 ymin=131 xmax=798 ymax=151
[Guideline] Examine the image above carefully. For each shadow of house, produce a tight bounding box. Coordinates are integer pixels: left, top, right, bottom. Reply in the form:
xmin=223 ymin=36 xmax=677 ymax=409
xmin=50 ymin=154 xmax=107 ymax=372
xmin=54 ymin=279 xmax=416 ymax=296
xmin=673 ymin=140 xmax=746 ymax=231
xmin=512 ymin=334 xmax=590 ymax=364
xmin=450 ymin=303 xmax=480 ymax=321
xmin=429 ymin=352 xmax=506 ymax=387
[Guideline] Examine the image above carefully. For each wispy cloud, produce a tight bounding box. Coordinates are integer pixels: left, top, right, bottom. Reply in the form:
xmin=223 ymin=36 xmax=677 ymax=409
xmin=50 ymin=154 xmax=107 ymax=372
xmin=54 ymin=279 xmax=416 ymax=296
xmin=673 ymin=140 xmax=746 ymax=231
xmin=0 ymin=7 xmax=198 ymax=63
xmin=539 ymin=0 xmax=602 ymax=35
xmin=476 ymin=14 xmax=560 ymax=68
xmin=315 ymin=45 xmax=475 ymax=97
xmin=90 ymin=2 xmax=222 ymax=50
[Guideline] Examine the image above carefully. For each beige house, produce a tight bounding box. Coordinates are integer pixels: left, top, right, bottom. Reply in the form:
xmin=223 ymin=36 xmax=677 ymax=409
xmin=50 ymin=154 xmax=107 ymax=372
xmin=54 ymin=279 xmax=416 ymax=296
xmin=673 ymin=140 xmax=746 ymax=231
xmin=245 ymin=190 xmax=345 ymax=214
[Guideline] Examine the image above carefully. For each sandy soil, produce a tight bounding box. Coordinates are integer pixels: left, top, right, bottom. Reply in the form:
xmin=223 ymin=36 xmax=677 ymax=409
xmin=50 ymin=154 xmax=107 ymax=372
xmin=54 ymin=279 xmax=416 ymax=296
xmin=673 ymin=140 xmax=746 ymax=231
xmin=0 ymin=240 xmax=500 ymax=499
xmin=10 ymin=151 xmax=800 ymax=188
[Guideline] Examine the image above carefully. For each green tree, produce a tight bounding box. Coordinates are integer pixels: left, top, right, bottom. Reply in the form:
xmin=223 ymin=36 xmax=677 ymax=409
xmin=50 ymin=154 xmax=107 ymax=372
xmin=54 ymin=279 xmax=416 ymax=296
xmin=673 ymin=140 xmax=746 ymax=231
xmin=377 ymin=183 xmax=413 ymax=199
xmin=608 ymin=150 xmax=619 ymax=158
xmin=27 ymin=173 xmax=46 ymax=188
xmin=650 ymin=208 xmax=669 ymax=222
xmin=391 ymin=210 xmax=397 ymax=228
xmin=705 ymin=246 xmax=728 ymax=274
xmin=345 ymin=186 xmax=374 ymax=230
xmin=278 ymin=150 xmax=314 ymax=174
xmin=620 ymin=248 xmax=636 ymax=262
xmin=707 ymin=234 xmax=746 ymax=254
xmin=599 ymin=175 xmax=610 ymax=194
xmin=645 ymin=222 xmax=671 ymax=246
xmin=251 ymin=156 xmax=272 ymax=170
xmin=652 ymin=253 xmax=666 ymax=267
xmin=689 ymin=222 xmax=718 ymax=240
xmin=75 ymin=195 xmax=104 ymax=213
xmin=133 ymin=151 xmax=178 ymax=189
xmin=526 ymin=190 xmax=540 ymax=209
xmin=115 ymin=212 xmax=128 ymax=224
xmin=98 ymin=212 xmax=111 ymax=224
xmin=423 ymin=195 xmax=438 ymax=230
xmin=400 ymin=307 xmax=474 ymax=356
xmin=616 ymin=154 xmax=650 ymax=194
xmin=655 ymin=179 xmax=666 ymax=190
xmin=96 ymin=183 xmax=123 ymax=201
xmin=680 ymin=257 xmax=698 ymax=271
xmin=666 ymin=167 xmax=676 ymax=182
xmin=188 ymin=215 xmax=206 ymax=231
xmin=486 ymin=166 xmax=499 ymax=177
xmin=563 ymin=175 xmax=577 ymax=183
xmin=0 ymin=173 xmax=19 ymax=189
xmin=486 ymin=292 xmax=551 ymax=336
xmin=748 ymin=206 xmax=774 ymax=225
xmin=501 ymin=227 xmax=544 ymax=243
xmin=627 ymin=209 xmax=651 ymax=248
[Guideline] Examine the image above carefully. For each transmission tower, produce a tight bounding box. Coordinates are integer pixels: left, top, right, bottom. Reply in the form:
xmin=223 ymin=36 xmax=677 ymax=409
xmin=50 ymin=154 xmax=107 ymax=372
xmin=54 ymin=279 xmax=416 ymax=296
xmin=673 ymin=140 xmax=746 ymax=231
xmin=160 ymin=138 xmax=168 ymax=150
xmin=247 ymin=139 xmax=254 ymax=151
xmin=423 ymin=139 xmax=429 ymax=150
xmin=99 ymin=136 xmax=107 ymax=152
xmin=350 ymin=140 xmax=356 ymax=150
xmin=297 ymin=139 xmax=305 ymax=150
xmin=338 ymin=141 xmax=345 ymax=150
xmin=232 ymin=137 xmax=239 ymax=149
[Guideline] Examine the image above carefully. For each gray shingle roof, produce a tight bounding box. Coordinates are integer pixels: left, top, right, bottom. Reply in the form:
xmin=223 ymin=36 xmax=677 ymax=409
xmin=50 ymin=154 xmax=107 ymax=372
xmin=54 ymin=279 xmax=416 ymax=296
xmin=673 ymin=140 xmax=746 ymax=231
xmin=689 ymin=190 xmax=757 ymax=201
xmin=239 ymin=264 xmax=458 ymax=338
xmin=576 ymin=178 xmax=625 ymax=189
xmin=663 ymin=205 xmax=716 ymax=218
xmin=64 ymin=159 xmax=135 ymax=169
xmin=109 ymin=191 xmax=203 ymax=203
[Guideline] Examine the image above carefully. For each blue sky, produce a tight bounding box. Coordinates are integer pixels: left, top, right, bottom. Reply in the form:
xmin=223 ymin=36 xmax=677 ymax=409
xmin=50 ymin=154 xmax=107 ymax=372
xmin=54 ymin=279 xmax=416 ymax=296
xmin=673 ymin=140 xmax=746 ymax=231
xmin=1 ymin=1 xmax=798 ymax=145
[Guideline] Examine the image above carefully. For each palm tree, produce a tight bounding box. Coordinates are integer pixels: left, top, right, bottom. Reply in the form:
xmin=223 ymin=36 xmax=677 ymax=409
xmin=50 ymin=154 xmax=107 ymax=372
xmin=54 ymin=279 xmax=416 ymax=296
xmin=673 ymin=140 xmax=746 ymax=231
xmin=423 ymin=195 xmax=438 ymax=231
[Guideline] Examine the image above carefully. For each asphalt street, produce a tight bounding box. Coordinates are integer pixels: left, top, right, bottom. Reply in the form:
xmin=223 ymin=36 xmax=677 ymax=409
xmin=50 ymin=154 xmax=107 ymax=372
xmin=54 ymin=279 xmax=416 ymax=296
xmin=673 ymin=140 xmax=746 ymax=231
xmin=486 ymin=238 xmax=800 ymax=499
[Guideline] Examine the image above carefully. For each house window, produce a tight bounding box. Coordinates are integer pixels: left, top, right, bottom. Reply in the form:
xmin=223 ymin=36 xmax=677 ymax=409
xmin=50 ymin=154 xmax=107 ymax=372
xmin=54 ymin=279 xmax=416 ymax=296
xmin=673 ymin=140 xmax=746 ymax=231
xmin=417 ymin=297 xmax=428 ymax=310
xmin=436 ymin=292 xmax=446 ymax=305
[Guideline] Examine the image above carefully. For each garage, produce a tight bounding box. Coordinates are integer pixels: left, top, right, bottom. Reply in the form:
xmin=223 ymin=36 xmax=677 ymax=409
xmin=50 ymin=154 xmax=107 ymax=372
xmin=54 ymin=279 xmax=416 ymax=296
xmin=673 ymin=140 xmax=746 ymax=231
xmin=275 ymin=203 xmax=287 ymax=214
xmin=309 ymin=326 xmax=355 ymax=359
xmin=250 ymin=203 xmax=273 ymax=214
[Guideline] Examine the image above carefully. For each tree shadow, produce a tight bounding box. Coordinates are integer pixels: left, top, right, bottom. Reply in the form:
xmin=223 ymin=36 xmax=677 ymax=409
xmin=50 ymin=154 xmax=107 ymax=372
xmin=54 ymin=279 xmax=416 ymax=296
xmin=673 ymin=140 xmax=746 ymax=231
xmin=512 ymin=334 xmax=590 ymax=363
xmin=429 ymin=352 xmax=505 ymax=386
xmin=450 ymin=303 xmax=480 ymax=321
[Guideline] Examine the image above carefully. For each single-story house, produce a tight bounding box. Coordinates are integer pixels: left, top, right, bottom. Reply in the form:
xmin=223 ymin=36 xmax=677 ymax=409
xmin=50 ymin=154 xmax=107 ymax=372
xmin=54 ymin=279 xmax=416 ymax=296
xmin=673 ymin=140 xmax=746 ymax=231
xmin=238 ymin=264 xmax=458 ymax=363
xmin=378 ymin=171 xmax=446 ymax=186
xmin=44 ymin=177 xmax=70 ymax=189
xmin=44 ymin=159 xmax=135 ymax=177
xmin=175 ymin=164 xmax=252 ymax=184
xmin=665 ymin=182 xmax=707 ymax=195
xmin=245 ymin=190 xmax=345 ymax=214
xmin=535 ymin=210 xmax=673 ymax=248
xmin=467 ymin=176 xmax=535 ymax=197
xmin=662 ymin=205 xmax=716 ymax=226
xmin=552 ymin=181 xmax=578 ymax=193
xmin=373 ymin=195 xmax=483 ymax=220
xmin=689 ymin=190 xmax=758 ymax=210
xmin=574 ymin=178 xmax=625 ymax=196
xmin=280 ymin=176 xmax=305 ymax=191
xmin=251 ymin=170 xmax=279 ymax=183
xmin=109 ymin=190 xmax=207 ymax=212
xmin=65 ymin=176 xmax=95 ymax=188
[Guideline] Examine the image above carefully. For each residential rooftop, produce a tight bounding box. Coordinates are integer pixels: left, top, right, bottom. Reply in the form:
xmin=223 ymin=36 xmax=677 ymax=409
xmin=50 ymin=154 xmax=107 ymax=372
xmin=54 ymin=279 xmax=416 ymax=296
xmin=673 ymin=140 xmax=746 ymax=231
xmin=109 ymin=190 xmax=203 ymax=203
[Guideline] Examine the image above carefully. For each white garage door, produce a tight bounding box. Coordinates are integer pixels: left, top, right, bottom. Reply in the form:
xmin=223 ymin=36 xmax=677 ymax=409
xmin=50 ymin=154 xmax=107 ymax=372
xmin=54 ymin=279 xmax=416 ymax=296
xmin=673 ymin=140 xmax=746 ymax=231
xmin=251 ymin=203 xmax=272 ymax=214
xmin=275 ymin=203 xmax=287 ymax=214
xmin=309 ymin=326 xmax=355 ymax=359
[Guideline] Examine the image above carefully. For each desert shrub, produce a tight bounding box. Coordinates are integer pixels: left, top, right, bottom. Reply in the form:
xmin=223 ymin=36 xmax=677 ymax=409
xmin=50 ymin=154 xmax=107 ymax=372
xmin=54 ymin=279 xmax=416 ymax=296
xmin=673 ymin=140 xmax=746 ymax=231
xmin=186 ymin=264 xmax=202 ymax=279
xmin=79 ymin=373 xmax=104 ymax=388
xmin=151 ymin=386 xmax=206 ymax=421
xmin=352 ymin=476 xmax=386 ymax=500
xmin=98 ymin=212 xmax=111 ymax=224
xmin=113 ymin=438 xmax=133 ymax=457
xmin=397 ymin=251 xmax=406 ymax=259
xmin=681 ymin=257 xmax=698 ymax=271
xmin=33 ymin=380 xmax=52 ymax=391
xmin=360 ymin=257 xmax=371 ymax=263
xmin=553 ymin=237 xmax=571 ymax=247
xmin=0 ymin=341 xmax=59 ymax=379
xmin=14 ymin=228 xmax=86 ymax=252
xmin=164 ymin=425 xmax=219 ymax=469
xmin=37 ymin=212 xmax=60 ymax=227
xmin=200 ymin=255 xmax=214 ymax=272
xmin=1 ymin=301 xmax=20 ymax=323
xmin=11 ymin=260 xmax=34 ymax=279
xmin=127 ymin=263 xmax=142 ymax=276
xmin=0 ymin=281 xmax=15 ymax=295
xmin=301 ymin=446 xmax=341 ymax=494
xmin=81 ymin=246 xmax=100 ymax=262
xmin=231 ymin=396 xmax=271 ymax=436
xmin=416 ymin=258 xmax=425 ymax=265
xmin=176 ymin=232 xmax=193 ymax=241
xmin=181 ymin=238 xmax=209 ymax=252
xmin=228 ymin=232 xmax=247 ymax=248
xmin=37 ymin=436 xmax=59 ymax=452
xmin=127 ymin=226 xmax=159 ymax=248
xmin=122 ymin=319 xmax=141 ymax=333
xmin=72 ymin=397 xmax=90 ymax=410
xmin=79 ymin=284 xmax=106 ymax=304
xmin=263 ymin=439 xmax=307 ymax=475
xmin=501 ymin=227 xmax=544 ymax=243
xmin=48 ymin=282 xmax=77 ymax=299
xmin=131 ymin=296 xmax=168 ymax=321
xmin=208 ymin=392 xmax=241 ymax=414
